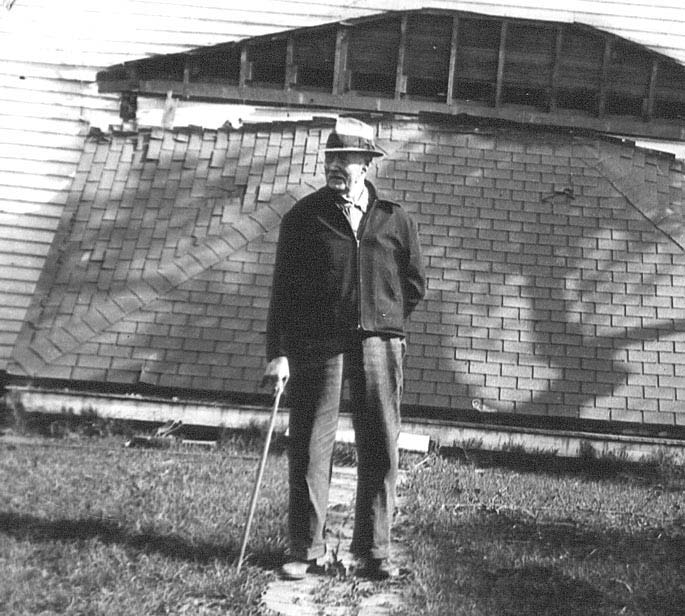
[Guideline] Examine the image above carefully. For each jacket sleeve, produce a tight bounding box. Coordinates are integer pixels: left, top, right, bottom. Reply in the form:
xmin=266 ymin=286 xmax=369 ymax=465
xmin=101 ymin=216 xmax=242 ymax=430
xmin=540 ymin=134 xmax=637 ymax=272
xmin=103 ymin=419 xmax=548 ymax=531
xmin=403 ymin=215 xmax=426 ymax=318
xmin=266 ymin=210 xmax=299 ymax=361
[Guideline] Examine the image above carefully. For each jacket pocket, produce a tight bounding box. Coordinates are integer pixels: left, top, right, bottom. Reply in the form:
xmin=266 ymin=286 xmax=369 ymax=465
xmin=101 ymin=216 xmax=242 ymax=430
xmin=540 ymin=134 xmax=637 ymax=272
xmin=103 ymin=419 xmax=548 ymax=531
xmin=376 ymin=270 xmax=403 ymax=326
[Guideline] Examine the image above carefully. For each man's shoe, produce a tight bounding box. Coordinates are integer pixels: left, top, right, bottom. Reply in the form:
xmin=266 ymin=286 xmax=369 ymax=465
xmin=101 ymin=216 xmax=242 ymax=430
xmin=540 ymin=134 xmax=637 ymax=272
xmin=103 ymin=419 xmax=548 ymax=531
xmin=350 ymin=557 xmax=401 ymax=580
xmin=279 ymin=559 xmax=320 ymax=580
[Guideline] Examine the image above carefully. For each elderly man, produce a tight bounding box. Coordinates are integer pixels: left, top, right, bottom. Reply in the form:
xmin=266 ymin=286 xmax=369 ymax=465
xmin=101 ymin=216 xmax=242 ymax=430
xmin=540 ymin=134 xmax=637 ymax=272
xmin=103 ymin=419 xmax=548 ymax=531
xmin=263 ymin=117 xmax=425 ymax=580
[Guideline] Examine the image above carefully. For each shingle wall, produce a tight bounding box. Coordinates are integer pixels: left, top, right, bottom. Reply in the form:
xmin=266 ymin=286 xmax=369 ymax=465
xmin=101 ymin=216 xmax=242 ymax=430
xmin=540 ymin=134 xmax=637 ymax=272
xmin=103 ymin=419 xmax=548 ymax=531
xmin=9 ymin=119 xmax=685 ymax=427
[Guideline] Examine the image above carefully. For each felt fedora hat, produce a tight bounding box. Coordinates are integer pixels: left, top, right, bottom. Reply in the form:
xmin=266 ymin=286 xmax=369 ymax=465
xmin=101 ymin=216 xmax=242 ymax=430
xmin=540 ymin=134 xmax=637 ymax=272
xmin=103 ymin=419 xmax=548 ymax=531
xmin=324 ymin=117 xmax=385 ymax=157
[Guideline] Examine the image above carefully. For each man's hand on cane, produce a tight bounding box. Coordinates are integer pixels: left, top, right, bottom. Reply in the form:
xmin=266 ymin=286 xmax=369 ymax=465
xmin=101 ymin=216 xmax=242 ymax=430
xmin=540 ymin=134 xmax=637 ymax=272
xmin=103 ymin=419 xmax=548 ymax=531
xmin=262 ymin=356 xmax=289 ymax=396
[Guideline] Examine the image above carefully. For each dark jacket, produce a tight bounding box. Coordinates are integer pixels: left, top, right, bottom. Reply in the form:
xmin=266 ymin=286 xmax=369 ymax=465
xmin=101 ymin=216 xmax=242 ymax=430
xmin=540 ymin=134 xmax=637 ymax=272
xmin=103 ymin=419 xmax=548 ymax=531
xmin=266 ymin=182 xmax=425 ymax=361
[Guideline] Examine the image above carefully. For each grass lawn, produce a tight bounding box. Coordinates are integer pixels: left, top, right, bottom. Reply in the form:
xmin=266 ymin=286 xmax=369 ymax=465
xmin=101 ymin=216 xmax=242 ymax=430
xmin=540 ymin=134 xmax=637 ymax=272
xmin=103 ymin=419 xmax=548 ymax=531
xmin=400 ymin=451 xmax=685 ymax=616
xmin=1 ymin=415 xmax=684 ymax=615
xmin=0 ymin=429 xmax=290 ymax=615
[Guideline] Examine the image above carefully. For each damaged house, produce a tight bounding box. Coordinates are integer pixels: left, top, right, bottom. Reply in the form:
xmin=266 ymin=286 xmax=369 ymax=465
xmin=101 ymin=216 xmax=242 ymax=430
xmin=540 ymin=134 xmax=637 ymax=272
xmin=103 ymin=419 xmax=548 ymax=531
xmin=3 ymin=2 xmax=685 ymax=455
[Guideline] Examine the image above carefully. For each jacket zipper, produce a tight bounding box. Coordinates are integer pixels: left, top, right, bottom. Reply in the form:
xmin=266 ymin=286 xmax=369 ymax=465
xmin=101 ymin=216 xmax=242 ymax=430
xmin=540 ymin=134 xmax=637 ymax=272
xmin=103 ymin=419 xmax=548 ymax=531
xmin=355 ymin=198 xmax=374 ymax=331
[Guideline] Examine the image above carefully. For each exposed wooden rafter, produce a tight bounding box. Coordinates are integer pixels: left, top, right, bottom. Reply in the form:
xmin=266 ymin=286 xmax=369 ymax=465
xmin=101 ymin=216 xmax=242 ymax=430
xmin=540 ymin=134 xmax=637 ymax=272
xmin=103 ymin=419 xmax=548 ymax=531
xmin=239 ymin=45 xmax=250 ymax=88
xmin=446 ymin=15 xmax=460 ymax=105
xmin=332 ymin=26 xmax=349 ymax=96
xmin=96 ymin=8 xmax=685 ymax=141
xmin=395 ymin=14 xmax=408 ymax=100
xmin=645 ymin=59 xmax=659 ymax=120
xmin=495 ymin=21 xmax=507 ymax=108
xmin=285 ymin=36 xmax=297 ymax=90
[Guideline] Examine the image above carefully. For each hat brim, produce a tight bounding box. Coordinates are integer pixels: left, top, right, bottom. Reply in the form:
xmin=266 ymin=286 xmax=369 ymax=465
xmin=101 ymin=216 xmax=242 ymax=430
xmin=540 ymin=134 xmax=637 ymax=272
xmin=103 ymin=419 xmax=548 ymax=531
xmin=323 ymin=147 xmax=385 ymax=158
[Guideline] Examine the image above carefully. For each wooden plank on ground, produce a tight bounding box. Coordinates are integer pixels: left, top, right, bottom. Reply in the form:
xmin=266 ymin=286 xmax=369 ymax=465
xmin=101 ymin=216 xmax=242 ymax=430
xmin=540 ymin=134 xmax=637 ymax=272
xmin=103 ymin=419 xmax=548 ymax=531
xmin=335 ymin=428 xmax=431 ymax=453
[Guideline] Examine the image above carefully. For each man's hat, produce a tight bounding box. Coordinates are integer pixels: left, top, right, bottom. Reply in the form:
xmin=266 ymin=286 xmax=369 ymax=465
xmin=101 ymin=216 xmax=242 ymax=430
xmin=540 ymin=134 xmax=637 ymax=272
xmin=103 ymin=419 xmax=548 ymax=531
xmin=323 ymin=117 xmax=385 ymax=158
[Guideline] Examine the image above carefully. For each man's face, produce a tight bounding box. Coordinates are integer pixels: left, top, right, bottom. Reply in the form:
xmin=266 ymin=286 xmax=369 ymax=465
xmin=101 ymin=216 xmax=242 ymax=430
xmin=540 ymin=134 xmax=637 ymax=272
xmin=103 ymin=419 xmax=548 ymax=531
xmin=324 ymin=151 xmax=369 ymax=195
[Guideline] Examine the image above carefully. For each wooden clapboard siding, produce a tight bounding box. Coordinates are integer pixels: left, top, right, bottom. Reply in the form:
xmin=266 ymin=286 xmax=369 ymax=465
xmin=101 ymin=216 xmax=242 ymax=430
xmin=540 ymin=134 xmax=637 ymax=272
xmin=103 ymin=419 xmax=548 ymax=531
xmin=0 ymin=213 xmax=61 ymax=232
xmin=1 ymin=0 xmax=685 ymax=374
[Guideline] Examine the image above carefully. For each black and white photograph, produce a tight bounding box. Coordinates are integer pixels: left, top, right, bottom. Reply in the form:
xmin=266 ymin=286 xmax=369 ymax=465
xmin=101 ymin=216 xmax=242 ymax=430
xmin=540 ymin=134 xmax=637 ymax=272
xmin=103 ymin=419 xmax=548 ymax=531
xmin=1 ymin=1 xmax=684 ymax=614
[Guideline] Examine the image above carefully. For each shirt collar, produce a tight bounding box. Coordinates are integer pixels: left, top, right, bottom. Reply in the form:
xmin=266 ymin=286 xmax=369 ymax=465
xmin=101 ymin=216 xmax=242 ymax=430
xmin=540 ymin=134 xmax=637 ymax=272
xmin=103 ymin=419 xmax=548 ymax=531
xmin=335 ymin=185 xmax=369 ymax=212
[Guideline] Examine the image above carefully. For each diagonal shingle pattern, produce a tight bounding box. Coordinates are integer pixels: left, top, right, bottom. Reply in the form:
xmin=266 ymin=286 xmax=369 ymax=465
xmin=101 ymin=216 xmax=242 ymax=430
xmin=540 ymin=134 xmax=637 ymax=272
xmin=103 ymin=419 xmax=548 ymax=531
xmin=580 ymin=142 xmax=685 ymax=249
xmin=8 ymin=118 xmax=685 ymax=428
xmin=10 ymin=123 xmax=325 ymax=379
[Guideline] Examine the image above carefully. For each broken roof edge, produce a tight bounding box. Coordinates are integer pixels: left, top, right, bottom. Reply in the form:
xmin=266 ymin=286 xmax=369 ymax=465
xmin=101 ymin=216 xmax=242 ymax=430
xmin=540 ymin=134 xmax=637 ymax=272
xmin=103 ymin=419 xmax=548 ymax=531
xmin=91 ymin=110 xmax=682 ymax=164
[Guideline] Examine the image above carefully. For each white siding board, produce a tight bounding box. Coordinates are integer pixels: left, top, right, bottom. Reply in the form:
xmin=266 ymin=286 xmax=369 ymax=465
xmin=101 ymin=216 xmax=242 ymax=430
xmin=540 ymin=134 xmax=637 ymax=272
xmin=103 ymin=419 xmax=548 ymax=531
xmin=0 ymin=280 xmax=40 ymax=296
xmin=0 ymin=200 xmax=71 ymax=218
xmin=0 ymin=226 xmax=56 ymax=245
xmin=2 ymin=101 xmax=88 ymax=123
xmin=0 ymin=254 xmax=52 ymax=270
xmin=0 ymin=263 xmax=45 ymax=282
xmin=1 ymin=46 xmax=158 ymax=67
xmin=0 ymin=294 xmax=33 ymax=309
xmin=2 ymin=61 xmax=99 ymax=82
xmin=0 ymin=158 xmax=77 ymax=178
xmin=0 ymin=185 xmax=71 ymax=206
xmin=0 ymin=171 xmax=76 ymax=192
xmin=0 ymin=239 xmax=52 ymax=257
xmin=2 ymin=32 xmax=239 ymax=57
xmin=0 ymin=214 xmax=61 ymax=233
xmin=0 ymin=145 xmax=83 ymax=164
xmin=0 ymin=116 xmax=85 ymax=137
xmin=0 ymin=312 xmax=31 ymax=324
xmin=0 ymin=129 xmax=87 ymax=151
xmin=2 ymin=87 xmax=117 ymax=112
xmin=0 ymin=74 xmax=103 ymax=97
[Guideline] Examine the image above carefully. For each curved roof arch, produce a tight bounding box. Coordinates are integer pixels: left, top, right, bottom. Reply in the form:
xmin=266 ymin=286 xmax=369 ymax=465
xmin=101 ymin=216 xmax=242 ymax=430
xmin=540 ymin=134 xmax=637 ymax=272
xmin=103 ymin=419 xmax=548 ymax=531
xmin=97 ymin=8 xmax=685 ymax=141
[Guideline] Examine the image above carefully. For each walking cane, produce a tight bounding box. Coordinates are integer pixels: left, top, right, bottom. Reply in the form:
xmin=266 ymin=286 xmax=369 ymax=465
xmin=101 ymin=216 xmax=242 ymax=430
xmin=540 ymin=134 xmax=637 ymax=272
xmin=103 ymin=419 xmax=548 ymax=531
xmin=236 ymin=385 xmax=284 ymax=572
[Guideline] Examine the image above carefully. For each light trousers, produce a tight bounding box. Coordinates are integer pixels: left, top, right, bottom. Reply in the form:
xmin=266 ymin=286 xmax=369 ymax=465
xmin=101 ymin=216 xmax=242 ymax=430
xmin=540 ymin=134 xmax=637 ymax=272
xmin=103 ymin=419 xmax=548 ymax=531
xmin=286 ymin=334 xmax=405 ymax=561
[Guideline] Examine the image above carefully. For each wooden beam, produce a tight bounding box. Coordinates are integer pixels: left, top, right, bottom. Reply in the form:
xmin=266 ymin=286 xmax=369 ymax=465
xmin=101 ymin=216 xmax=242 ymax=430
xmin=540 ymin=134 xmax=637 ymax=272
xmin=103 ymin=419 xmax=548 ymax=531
xmin=598 ymin=37 xmax=613 ymax=118
xmin=182 ymin=56 xmax=190 ymax=98
xmin=239 ymin=45 xmax=251 ymax=88
xmin=395 ymin=14 xmax=408 ymax=100
xmin=644 ymin=59 xmax=659 ymax=120
xmin=495 ymin=21 xmax=508 ymax=107
xmin=549 ymin=25 xmax=564 ymax=112
xmin=332 ymin=26 xmax=349 ymax=95
xmin=129 ymin=78 xmax=685 ymax=141
xmin=446 ymin=15 xmax=460 ymax=104
xmin=285 ymin=36 xmax=297 ymax=89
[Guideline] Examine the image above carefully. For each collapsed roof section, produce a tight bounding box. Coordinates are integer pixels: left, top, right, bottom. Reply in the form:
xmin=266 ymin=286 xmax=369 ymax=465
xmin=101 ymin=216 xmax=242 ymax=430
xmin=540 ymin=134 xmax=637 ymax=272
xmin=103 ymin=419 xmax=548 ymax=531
xmin=97 ymin=9 xmax=685 ymax=141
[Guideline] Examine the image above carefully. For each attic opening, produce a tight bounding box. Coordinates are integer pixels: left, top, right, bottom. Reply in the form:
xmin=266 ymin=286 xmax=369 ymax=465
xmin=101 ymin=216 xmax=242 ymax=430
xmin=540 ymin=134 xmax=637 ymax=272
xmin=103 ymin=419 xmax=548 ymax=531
xmin=99 ymin=9 xmax=685 ymax=141
xmin=248 ymin=39 xmax=287 ymax=86
xmin=453 ymin=18 xmax=499 ymax=104
xmin=403 ymin=14 xmax=453 ymax=100
xmin=500 ymin=23 xmax=555 ymax=110
xmin=189 ymin=46 xmax=240 ymax=84
xmin=293 ymin=29 xmax=336 ymax=90
xmin=347 ymin=19 xmax=401 ymax=96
